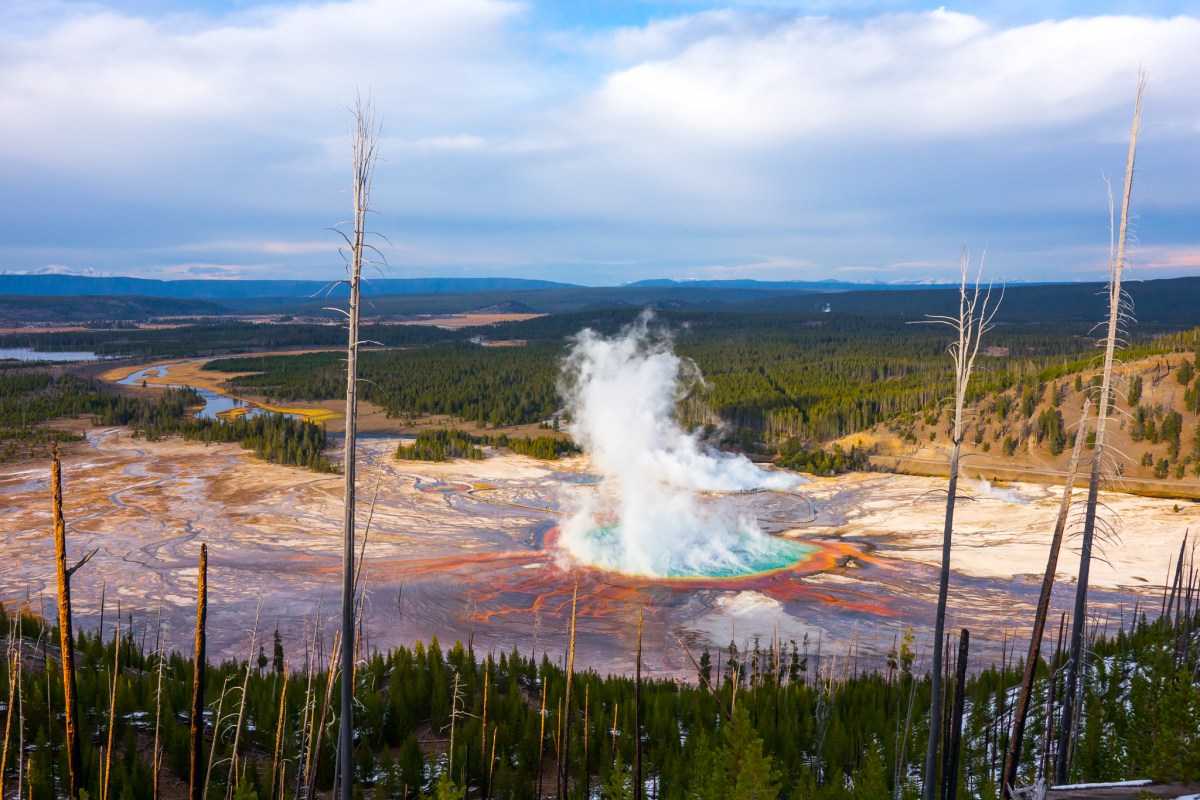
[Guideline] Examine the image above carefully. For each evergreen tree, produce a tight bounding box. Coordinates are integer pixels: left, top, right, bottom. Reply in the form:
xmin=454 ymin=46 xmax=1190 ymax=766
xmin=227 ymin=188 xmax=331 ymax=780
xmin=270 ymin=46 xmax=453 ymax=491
xmin=1127 ymin=373 xmax=1142 ymax=405
xmin=1176 ymin=360 xmax=1194 ymax=386
xmin=691 ymin=706 xmax=780 ymax=799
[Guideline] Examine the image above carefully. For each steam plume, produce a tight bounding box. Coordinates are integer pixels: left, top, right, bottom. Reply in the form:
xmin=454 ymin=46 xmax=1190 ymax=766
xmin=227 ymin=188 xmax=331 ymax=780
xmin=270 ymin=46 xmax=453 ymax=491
xmin=557 ymin=313 xmax=809 ymax=577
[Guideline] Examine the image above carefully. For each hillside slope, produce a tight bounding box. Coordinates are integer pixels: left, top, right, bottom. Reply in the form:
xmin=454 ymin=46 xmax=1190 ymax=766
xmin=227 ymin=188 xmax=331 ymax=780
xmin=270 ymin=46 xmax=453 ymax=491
xmin=849 ymin=348 xmax=1200 ymax=493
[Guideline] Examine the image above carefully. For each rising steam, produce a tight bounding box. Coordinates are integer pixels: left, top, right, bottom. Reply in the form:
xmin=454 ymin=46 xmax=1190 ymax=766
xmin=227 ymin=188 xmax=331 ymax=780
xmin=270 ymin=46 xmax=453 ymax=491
xmin=557 ymin=313 xmax=811 ymax=577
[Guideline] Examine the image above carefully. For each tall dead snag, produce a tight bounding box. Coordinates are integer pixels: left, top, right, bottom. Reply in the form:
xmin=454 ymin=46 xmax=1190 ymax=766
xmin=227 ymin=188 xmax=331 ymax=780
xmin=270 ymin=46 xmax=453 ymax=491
xmin=189 ymin=543 xmax=208 ymax=800
xmin=50 ymin=443 xmax=96 ymax=798
xmin=152 ymin=618 xmax=166 ymax=800
xmin=1 ymin=643 xmax=17 ymax=799
xmin=1056 ymin=76 xmax=1145 ymax=786
xmin=269 ymin=661 xmax=289 ymax=800
xmin=481 ymin=659 xmax=490 ymax=800
xmin=634 ymin=606 xmax=644 ymax=800
xmin=944 ymin=629 xmax=969 ymax=800
xmin=558 ymin=582 xmax=578 ymax=799
xmin=922 ymin=253 xmax=1001 ymax=800
xmin=102 ymin=613 xmax=121 ymax=800
xmin=226 ymin=608 xmax=261 ymax=796
xmin=536 ymin=664 xmax=547 ymax=799
xmin=334 ymin=94 xmax=381 ymax=800
xmin=1002 ymin=399 xmax=1091 ymax=794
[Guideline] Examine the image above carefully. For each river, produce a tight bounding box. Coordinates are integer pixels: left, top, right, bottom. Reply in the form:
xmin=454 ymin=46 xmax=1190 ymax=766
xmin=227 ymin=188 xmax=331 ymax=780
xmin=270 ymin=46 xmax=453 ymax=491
xmin=117 ymin=358 xmax=301 ymax=420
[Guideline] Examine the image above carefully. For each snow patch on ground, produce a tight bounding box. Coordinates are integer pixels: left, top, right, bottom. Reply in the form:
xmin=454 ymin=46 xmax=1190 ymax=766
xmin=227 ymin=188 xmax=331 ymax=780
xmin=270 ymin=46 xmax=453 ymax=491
xmin=1050 ymin=779 xmax=1152 ymax=790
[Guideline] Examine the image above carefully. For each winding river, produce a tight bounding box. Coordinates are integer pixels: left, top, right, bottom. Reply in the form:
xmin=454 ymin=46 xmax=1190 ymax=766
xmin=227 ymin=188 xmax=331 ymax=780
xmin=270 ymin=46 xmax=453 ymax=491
xmin=117 ymin=358 xmax=302 ymax=421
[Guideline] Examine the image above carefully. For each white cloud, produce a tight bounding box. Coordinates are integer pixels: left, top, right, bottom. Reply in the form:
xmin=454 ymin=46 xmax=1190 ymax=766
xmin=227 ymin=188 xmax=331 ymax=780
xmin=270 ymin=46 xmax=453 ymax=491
xmin=586 ymin=11 xmax=1200 ymax=146
xmin=0 ymin=0 xmax=530 ymax=169
xmin=0 ymin=2 xmax=1196 ymax=282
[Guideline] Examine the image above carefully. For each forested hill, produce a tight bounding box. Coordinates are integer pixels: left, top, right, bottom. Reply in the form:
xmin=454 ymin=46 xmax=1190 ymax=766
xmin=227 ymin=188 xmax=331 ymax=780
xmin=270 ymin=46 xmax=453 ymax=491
xmin=4 ymin=275 xmax=1200 ymax=327
xmin=734 ymin=276 xmax=1200 ymax=328
xmin=0 ymin=294 xmax=227 ymax=322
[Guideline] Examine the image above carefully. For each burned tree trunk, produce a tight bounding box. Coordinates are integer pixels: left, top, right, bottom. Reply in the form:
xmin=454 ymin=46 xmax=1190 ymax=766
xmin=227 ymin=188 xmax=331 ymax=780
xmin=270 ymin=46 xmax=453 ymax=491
xmin=50 ymin=443 xmax=95 ymax=799
xmin=1057 ymin=77 xmax=1145 ymax=786
xmin=559 ymin=582 xmax=578 ymax=799
xmin=634 ymin=606 xmax=644 ymax=800
xmin=189 ymin=543 xmax=208 ymax=800
xmin=922 ymin=254 xmax=1000 ymax=800
xmin=337 ymin=94 xmax=381 ymax=800
xmin=944 ymin=630 xmax=969 ymax=800
xmin=1002 ymin=399 xmax=1090 ymax=793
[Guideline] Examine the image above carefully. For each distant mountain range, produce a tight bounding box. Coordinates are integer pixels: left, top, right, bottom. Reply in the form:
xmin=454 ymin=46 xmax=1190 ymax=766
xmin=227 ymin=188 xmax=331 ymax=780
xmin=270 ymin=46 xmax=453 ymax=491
xmin=3 ymin=265 xmax=118 ymax=278
xmin=625 ymin=278 xmax=941 ymax=290
xmin=0 ymin=274 xmax=577 ymax=299
xmin=0 ymin=273 xmax=1046 ymax=300
xmin=1 ymin=273 xmax=1197 ymax=331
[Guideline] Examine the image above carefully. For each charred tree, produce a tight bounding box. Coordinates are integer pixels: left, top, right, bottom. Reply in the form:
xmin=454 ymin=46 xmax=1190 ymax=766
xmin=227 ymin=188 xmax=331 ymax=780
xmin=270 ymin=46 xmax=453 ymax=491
xmin=1056 ymin=77 xmax=1145 ymax=786
xmin=189 ymin=543 xmax=208 ymax=800
xmin=944 ymin=630 xmax=969 ymax=800
xmin=335 ymin=94 xmax=381 ymax=800
xmin=1002 ymin=399 xmax=1090 ymax=793
xmin=634 ymin=606 xmax=644 ymax=800
xmin=50 ymin=444 xmax=95 ymax=798
xmin=922 ymin=254 xmax=1000 ymax=800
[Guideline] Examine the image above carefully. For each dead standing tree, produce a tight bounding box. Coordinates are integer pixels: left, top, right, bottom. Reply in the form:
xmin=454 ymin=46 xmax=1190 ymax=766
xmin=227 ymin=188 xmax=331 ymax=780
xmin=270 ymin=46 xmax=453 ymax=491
xmin=50 ymin=443 xmax=96 ymax=798
xmin=189 ymin=543 xmax=208 ymax=800
xmin=330 ymin=95 xmax=382 ymax=800
xmin=1056 ymin=75 xmax=1145 ymax=786
xmin=1001 ymin=397 xmax=1091 ymax=794
xmin=921 ymin=253 xmax=1000 ymax=800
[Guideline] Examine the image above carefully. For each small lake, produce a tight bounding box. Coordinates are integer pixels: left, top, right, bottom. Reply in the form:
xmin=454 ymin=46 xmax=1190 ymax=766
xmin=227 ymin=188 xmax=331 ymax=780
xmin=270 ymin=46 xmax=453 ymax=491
xmin=118 ymin=360 xmax=300 ymax=421
xmin=0 ymin=348 xmax=107 ymax=362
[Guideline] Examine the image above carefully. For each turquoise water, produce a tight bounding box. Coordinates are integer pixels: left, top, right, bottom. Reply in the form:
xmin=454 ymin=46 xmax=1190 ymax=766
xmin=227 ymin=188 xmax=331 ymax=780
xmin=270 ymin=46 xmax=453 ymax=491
xmin=577 ymin=524 xmax=816 ymax=578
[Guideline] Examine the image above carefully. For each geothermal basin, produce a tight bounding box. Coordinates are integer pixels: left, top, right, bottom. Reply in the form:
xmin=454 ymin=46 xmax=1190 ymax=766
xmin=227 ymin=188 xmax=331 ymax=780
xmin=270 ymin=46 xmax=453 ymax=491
xmin=0 ymin=429 xmax=1191 ymax=679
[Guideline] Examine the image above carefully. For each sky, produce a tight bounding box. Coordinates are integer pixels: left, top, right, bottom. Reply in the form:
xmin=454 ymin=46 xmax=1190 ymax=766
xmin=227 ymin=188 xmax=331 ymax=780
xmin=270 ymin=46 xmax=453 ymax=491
xmin=1 ymin=0 xmax=1198 ymax=286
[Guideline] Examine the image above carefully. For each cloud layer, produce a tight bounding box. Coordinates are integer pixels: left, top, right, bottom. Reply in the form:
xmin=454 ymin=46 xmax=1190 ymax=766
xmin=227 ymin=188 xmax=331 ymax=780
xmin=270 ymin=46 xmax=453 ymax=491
xmin=1 ymin=1 xmax=1197 ymax=282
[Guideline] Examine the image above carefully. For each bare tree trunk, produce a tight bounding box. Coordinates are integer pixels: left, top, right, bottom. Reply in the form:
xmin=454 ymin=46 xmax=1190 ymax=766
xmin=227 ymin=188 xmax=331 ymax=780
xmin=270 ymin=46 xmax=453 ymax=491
xmin=634 ymin=606 xmax=643 ymax=800
xmin=559 ymin=582 xmax=578 ymax=799
xmin=337 ymin=94 xmax=380 ymax=800
xmin=583 ymin=683 xmax=590 ymax=798
xmin=944 ymin=630 xmax=969 ymax=800
xmin=102 ymin=614 xmax=121 ymax=800
xmin=1 ymin=644 xmax=17 ymax=799
xmin=190 ymin=544 xmax=208 ymax=800
xmin=269 ymin=665 xmax=288 ymax=800
xmin=488 ymin=727 xmax=498 ymax=796
xmin=1056 ymin=76 xmax=1145 ymax=786
xmin=1002 ymin=399 xmax=1090 ymax=794
xmin=926 ymin=444 xmax=959 ymax=798
xmin=923 ymin=255 xmax=1000 ymax=800
xmin=205 ymin=676 xmax=234 ymax=800
xmin=226 ymin=610 xmax=261 ymax=798
xmin=51 ymin=444 xmax=94 ymax=799
xmin=308 ymin=634 xmax=342 ymax=800
xmin=537 ymin=668 xmax=546 ymax=799
xmin=153 ymin=607 xmax=166 ymax=800
xmin=15 ymin=636 xmax=23 ymax=800
xmin=482 ymin=659 xmax=490 ymax=800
